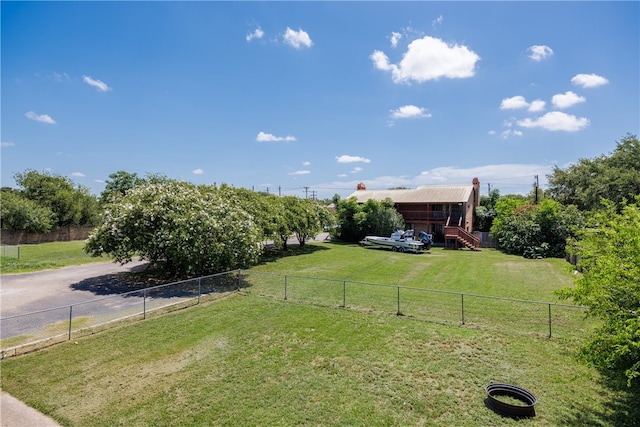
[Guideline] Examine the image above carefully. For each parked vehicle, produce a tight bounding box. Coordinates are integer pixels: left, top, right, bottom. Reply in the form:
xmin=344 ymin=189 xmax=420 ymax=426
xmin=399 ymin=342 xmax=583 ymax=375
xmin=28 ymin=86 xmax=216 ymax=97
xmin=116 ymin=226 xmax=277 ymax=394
xmin=359 ymin=230 xmax=432 ymax=253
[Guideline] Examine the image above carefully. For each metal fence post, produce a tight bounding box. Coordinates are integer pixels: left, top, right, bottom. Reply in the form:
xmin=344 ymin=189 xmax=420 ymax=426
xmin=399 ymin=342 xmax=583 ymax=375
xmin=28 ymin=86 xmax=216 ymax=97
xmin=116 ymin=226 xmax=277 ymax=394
xmin=68 ymin=305 xmax=73 ymax=340
xmin=461 ymin=294 xmax=465 ymax=325
xmin=342 ymin=281 xmax=346 ymax=307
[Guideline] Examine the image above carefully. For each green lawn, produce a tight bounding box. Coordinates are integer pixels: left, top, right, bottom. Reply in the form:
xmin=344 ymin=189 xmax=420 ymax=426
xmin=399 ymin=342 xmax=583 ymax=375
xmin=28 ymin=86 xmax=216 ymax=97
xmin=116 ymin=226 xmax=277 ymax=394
xmin=1 ymin=240 xmax=110 ymax=274
xmin=1 ymin=240 xmax=638 ymax=426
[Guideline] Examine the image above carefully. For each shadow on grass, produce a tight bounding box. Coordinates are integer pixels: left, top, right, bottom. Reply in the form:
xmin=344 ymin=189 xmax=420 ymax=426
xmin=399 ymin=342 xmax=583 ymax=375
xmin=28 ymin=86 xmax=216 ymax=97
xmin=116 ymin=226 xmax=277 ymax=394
xmin=559 ymin=375 xmax=640 ymax=426
xmin=257 ymin=241 xmax=332 ymax=265
xmin=71 ymin=267 xmax=255 ymax=299
xmin=70 ymin=238 xmax=365 ymax=298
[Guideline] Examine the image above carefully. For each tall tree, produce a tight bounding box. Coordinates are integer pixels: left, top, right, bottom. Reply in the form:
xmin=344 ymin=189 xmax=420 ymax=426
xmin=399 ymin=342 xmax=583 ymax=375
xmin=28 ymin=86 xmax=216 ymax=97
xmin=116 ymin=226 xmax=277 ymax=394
xmin=547 ymin=134 xmax=640 ymax=211
xmin=557 ymin=198 xmax=640 ymax=387
xmin=333 ymin=196 xmax=404 ymax=242
xmin=0 ymin=189 xmax=56 ymax=233
xmin=12 ymin=169 xmax=99 ymax=226
xmin=99 ymin=170 xmax=145 ymax=203
xmin=474 ymin=188 xmax=501 ymax=232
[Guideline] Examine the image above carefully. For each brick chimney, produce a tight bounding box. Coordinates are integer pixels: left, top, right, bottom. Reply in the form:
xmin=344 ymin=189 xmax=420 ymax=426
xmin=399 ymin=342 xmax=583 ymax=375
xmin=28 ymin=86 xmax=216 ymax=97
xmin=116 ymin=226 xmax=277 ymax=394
xmin=472 ymin=177 xmax=480 ymax=207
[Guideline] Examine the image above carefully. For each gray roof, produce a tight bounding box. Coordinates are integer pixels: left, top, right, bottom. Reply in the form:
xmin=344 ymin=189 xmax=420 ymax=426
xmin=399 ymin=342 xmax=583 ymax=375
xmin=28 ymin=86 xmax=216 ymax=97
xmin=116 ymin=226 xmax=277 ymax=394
xmin=346 ymin=185 xmax=474 ymax=204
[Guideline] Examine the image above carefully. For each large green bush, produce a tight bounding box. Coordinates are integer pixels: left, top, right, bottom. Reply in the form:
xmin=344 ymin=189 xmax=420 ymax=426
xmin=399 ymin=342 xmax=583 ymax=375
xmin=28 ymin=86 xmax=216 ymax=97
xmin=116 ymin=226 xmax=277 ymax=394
xmin=491 ymin=197 xmax=583 ymax=257
xmin=85 ymin=182 xmax=262 ymax=276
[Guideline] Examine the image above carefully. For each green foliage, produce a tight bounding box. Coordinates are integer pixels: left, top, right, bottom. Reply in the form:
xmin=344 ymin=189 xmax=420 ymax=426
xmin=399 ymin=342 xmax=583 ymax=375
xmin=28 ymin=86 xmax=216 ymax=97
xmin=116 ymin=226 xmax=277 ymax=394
xmin=547 ymin=134 xmax=640 ymax=211
xmin=99 ymin=171 xmax=174 ymax=204
xmin=474 ymin=188 xmax=500 ymax=231
xmin=333 ymin=196 xmax=404 ymax=242
xmin=99 ymin=170 xmax=145 ymax=204
xmin=557 ymin=198 xmax=640 ymax=387
xmin=11 ymin=169 xmax=100 ymax=227
xmin=491 ymin=197 xmax=583 ymax=257
xmin=0 ymin=189 xmax=56 ymax=233
xmin=274 ymin=196 xmax=330 ymax=249
xmin=86 ymin=181 xmax=332 ymax=275
xmin=85 ymin=181 xmax=263 ymax=276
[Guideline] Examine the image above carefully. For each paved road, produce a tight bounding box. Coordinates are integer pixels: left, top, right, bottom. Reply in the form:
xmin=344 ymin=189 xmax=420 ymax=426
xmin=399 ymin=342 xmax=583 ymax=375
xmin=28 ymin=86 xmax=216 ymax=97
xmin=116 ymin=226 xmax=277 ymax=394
xmin=1 ymin=260 xmax=148 ymax=318
xmin=1 ymin=260 xmax=148 ymax=427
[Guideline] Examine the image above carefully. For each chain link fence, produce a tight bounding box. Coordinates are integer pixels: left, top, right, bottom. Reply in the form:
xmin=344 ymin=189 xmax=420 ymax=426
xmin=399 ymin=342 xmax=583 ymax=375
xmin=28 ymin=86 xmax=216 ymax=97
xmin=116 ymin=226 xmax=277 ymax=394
xmin=240 ymin=271 xmax=592 ymax=339
xmin=1 ymin=245 xmax=20 ymax=259
xmin=1 ymin=271 xmax=242 ymax=357
xmin=1 ymin=269 xmax=591 ymax=357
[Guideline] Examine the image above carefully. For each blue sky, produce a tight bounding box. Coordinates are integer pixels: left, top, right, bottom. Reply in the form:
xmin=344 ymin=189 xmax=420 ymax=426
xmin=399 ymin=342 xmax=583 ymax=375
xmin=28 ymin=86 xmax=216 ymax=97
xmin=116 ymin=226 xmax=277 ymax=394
xmin=2 ymin=1 xmax=638 ymax=200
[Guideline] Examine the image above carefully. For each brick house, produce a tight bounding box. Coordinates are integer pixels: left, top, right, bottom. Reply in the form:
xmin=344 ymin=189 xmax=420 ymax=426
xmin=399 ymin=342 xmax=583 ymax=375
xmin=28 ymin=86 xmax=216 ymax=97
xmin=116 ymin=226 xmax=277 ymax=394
xmin=346 ymin=178 xmax=481 ymax=249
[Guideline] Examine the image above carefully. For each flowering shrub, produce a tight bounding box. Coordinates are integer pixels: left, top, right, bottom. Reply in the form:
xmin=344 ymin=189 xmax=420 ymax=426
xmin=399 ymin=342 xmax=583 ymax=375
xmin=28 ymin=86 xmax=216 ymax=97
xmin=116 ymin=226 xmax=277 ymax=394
xmin=86 ymin=182 xmax=262 ymax=276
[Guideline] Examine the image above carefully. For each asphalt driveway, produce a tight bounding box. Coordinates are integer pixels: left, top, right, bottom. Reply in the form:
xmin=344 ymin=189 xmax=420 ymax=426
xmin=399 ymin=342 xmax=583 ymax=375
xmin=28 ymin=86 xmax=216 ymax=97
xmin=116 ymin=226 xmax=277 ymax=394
xmin=1 ymin=260 xmax=148 ymax=319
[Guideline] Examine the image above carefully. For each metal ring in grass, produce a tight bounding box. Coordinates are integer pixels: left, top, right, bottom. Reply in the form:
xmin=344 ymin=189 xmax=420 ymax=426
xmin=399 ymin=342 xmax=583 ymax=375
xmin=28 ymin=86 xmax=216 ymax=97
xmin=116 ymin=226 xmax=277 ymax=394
xmin=485 ymin=382 xmax=537 ymax=418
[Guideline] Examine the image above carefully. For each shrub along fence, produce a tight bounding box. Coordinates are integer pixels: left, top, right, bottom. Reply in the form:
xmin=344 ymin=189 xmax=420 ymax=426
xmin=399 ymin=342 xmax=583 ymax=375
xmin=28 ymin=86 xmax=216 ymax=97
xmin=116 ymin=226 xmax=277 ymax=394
xmin=1 ymin=270 xmax=590 ymax=357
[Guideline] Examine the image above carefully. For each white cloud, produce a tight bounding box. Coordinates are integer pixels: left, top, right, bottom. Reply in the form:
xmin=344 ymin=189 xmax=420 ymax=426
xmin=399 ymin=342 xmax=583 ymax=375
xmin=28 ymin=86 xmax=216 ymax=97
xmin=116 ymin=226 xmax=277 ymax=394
xmin=302 ymin=161 xmax=310 ymax=166
xmin=571 ymin=73 xmax=609 ymax=88
xmin=52 ymin=72 xmax=71 ymax=83
xmin=283 ymin=27 xmax=313 ymax=49
xmin=528 ymin=99 xmax=546 ymax=112
xmin=501 ymin=129 xmax=523 ymax=139
xmin=370 ymin=50 xmax=393 ymax=71
xmin=337 ymin=173 xmax=348 ymax=178
xmin=336 ymin=155 xmax=371 ymax=164
xmin=500 ymin=96 xmax=529 ymax=110
xmin=517 ymin=111 xmax=589 ymax=132
xmin=552 ymin=91 xmax=586 ymax=109
xmin=71 ymin=172 xmax=85 ymax=177
xmin=83 ymin=76 xmax=110 ymax=92
xmin=500 ymin=96 xmax=546 ymax=112
xmin=390 ymin=31 xmax=402 ymax=48
xmin=371 ymin=36 xmax=480 ymax=84
xmin=1 ymin=141 xmax=15 ymax=147
xmin=528 ymin=45 xmax=553 ymax=61
xmin=25 ymin=111 xmax=56 ymax=124
xmin=246 ymin=27 xmax=264 ymax=42
xmin=351 ymin=167 xmax=363 ymax=174
xmin=192 ymin=168 xmax=204 ymax=175
xmin=432 ymin=15 xmax=444 ymax=27
xmin=289 ymin=170 xmax=310 ymax=176
xmin=256 ymin=131 xmax=297 ymax=142
xmin=390 ymin=105 xmax=431 ymax=119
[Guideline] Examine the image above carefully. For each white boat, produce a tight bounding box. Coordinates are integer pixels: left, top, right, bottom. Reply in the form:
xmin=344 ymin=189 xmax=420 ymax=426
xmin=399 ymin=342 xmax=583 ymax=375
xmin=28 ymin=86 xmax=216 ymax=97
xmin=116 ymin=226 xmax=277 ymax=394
xmin=359 ymin=230 xmax=431 ymax=253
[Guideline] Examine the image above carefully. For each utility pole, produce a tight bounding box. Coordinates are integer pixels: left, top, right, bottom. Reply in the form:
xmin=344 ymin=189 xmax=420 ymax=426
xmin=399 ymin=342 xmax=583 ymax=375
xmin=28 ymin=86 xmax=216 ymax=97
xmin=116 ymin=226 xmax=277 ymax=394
xmin=487 ymin=183 xmax=491 ymax=193
xmin=303 ymin=186 xmax=309 ymax=198
xmin=534 ymin=175 xmax=539 ymax=204
xmin=310 ymin=190 xmax=317 ymax=200
xmin=278 ymin=186 xmax=281 ymax=197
